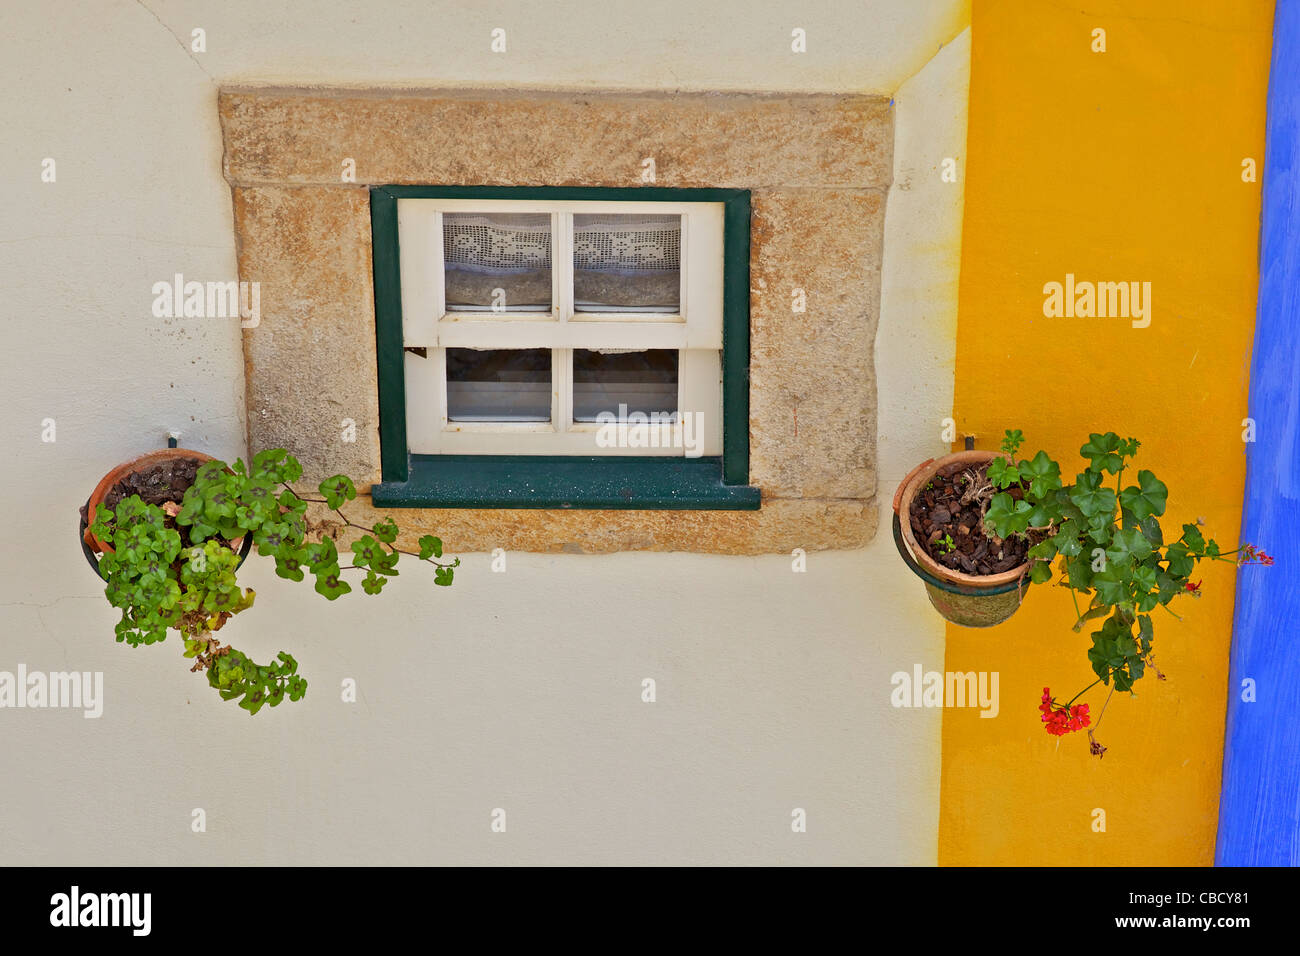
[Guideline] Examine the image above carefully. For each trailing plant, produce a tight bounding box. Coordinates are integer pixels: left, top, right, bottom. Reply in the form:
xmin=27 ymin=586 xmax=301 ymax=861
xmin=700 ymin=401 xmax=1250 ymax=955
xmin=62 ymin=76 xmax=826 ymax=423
xmin=88 ymin=449 xmax=459 ymax=714
xmin=981 ymin=430 xmax=1271 ymax=755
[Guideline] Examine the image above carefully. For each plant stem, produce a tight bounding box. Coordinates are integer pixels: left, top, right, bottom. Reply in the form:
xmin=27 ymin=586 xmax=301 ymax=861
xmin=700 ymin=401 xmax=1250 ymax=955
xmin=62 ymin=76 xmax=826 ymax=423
xmin=1066 ymin=678 xmax=1104 ymax=708
xmin=279 ymin=485 xmax=458 ymax=569
xmin=1091 ymin=685 xmax=1117 ymax=732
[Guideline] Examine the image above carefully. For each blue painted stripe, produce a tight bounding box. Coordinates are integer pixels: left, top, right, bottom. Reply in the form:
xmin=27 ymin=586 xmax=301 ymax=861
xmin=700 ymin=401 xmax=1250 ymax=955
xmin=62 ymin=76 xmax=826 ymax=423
xmin=1216 ymin=0 xmax=1300 ymax=867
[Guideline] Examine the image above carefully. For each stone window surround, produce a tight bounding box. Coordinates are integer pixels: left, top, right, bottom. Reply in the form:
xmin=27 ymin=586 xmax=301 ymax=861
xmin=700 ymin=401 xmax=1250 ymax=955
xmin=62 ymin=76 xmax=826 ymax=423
xmin=219 ymin=87 xmax=890 ymax=554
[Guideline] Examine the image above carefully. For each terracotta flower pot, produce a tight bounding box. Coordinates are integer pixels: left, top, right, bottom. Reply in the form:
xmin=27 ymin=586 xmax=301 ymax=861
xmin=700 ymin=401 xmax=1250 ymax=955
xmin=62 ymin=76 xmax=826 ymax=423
xmin=82 ymin=448 xmax=217 ymax=554
xmin=892 ymin=449 xmax=1030 ymax=628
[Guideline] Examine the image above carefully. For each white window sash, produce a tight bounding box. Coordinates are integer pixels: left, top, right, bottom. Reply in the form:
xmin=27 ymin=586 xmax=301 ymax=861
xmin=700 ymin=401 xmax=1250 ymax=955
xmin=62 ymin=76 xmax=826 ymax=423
xmin=398 ymin=198 xmax=724 ymax=457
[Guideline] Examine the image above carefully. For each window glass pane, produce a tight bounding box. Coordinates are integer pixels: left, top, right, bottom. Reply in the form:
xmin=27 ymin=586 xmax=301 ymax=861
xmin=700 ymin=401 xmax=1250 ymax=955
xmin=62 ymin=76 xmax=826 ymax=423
xmin=573 ymin=214 xmax=680 ymax=313
xmin=446 ymin=348 xmax=551 ymax=422
xmin=443 ymin=213 xmax=552 ymax=312
xmin=572 ymin=349 xmax=678 ymax=422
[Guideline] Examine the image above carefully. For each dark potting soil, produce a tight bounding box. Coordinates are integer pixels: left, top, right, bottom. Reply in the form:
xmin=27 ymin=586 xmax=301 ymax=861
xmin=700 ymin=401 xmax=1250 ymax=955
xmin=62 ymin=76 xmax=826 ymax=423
xmin=909 ymin=460 xmax=1030 ymax=576
xmin=103 ymin=457 xmax=202 ymax=512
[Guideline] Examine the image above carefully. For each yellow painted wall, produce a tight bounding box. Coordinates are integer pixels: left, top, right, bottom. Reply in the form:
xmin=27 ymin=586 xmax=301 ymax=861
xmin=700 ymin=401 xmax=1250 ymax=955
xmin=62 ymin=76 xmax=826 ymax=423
xmin=941 ymin=0 xmax=1274 ymax=865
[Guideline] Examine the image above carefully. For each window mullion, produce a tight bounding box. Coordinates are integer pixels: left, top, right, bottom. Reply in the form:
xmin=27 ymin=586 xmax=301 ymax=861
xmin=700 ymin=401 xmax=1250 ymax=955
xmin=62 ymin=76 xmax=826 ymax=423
xmin=556 ymin=212 xmax=574 ymax=321
xmin=554 ymin=347 xmax=572 ymax=432
xmin=436 ymin=346 xmax=449 ymax=444
xmin=555 ymin=212 xmax=573 ymax=432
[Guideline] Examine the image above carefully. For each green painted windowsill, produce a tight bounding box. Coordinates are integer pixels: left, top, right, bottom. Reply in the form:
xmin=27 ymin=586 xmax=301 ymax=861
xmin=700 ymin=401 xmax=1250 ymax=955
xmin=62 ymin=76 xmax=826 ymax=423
xmin=371 ymin=455 xmax=761 ymax=510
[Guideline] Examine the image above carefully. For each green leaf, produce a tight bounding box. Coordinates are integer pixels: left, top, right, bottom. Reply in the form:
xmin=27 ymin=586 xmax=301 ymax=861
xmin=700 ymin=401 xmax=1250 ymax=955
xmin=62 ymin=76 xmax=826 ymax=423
xmin=370 ymin=549 xmax=400 ymax=576
xmin=1119 ymin=470 xmax=1168 ymax=522
xmin=418 ymin=535 xmax=443 ymax=559
xmin=89 ymin=507 xmax=116 ymax=547
xmin=1087 ymin=637 xmax=1113 ymax=682
xmin=251 ymin=448 xmax=303 ymax=484
xmin=303 ymin=536 xmax=339 ymax=573
xmin=986 ymin=457 xmax=1020 ymax=490
xmin=1019 ymin=450 xmax=1063 ymax=499
xmin=203 ymin=488 xmax=238 ymax=522
xmin=192 ymin=460 xmax=228 ymax=489
xmin=1138 ymin=614 xmax=1154 ymax=652
xmin=274 ymin=550 xmax=306 ymax=582
xmin=372 ymin=518 xmax=399 ymax=544
xmin=313 ymin=570 xmax=351 ymax=600
xmin=350 ymin=534 xmax=383 ymax=568
xmin=1164 ymin=541 xmax=1195 ymax=578
xmin=1106 ymin=527 xmax=1154 ymax=567
xmin=361 ymin=570 xmax=386 ymax=595
xmin=1027 ymin=538 xmax=1058 ymax=562
xmin=1072 ymin=603 xmax=1112 ymax=632
xmin=319 ymin=475 xmax=357 ymax=510
xmin=1092 ymin=568 xmax=1129 ymax=606
xmin=434 ymin=567 xmax=455 ymax=587
xmin=1180 ymin=522 xmax=1206 ymax=555
xmin=253 ymin=520 xmax=290 ymax=556
xmin=1130 ymin=563 xmax=1158 ymax=595
xmin=1063 ymin=552 xmax=1095 ymax=590
xmin=277 ymin=488 xmax=308 ymax=514
xmin=1081 ymin=432 xmax=1125 ymax=474
xmin=1026 ymin=500 xmax=1058 ymax=528
xmin=1052 ymin=518 xmax=1085 ymax=557
xmin=1069 ymin=471 xmax=1117 ymax=519
xmin=234 ymin=504 xmax=262 ymax=531
xmin=985 ymin=492 xmax=1032 ymax=537
xmin=1128 ymin=655 xmax=1146 ymax=683
xmin=187 ymin=519 xmax=218 ymax=543
xmin=1138 ymin=514 xmax=1164 ymax=549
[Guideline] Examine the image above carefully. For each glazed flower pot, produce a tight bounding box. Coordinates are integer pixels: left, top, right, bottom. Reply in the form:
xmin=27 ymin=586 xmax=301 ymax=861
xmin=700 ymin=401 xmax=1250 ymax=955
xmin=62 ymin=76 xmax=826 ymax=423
xmin=80 ymin=448 xmax=250 ymax=577
xmin=892 ymin=449 xmax=1030 ymax=628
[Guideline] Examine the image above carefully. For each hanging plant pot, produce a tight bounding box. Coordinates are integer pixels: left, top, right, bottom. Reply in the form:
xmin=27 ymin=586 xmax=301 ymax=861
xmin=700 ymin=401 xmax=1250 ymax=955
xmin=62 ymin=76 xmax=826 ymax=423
xmin=892 ymin=449 xmax=1029 ymax=628
xmin=79 ymin=447 xmax=250 ymax=578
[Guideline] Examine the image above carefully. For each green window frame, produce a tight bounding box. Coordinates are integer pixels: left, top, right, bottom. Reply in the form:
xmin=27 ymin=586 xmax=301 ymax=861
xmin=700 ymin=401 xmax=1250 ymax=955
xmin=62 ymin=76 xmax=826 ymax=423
xmin=368 ymin=185 xmax=758 ymax=510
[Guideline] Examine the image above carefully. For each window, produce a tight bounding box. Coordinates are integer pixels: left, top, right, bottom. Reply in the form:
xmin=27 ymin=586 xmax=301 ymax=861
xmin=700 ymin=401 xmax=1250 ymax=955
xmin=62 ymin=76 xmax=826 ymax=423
xmin=397 ymin=198 xmax=723 ymax=456
xmin=370 ymin=187 xmax=757 ymax=509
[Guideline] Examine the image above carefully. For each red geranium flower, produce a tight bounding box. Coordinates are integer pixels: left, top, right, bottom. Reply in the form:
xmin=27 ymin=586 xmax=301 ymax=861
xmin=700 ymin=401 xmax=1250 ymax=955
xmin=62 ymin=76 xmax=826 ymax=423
xmin=1184 ymin=580 xmax=1201 ymax=595
xmin=1039 ymin=687 xmax=1091 ymax=736
xmin=1239 ymin=544 xmax=1275 ymax=566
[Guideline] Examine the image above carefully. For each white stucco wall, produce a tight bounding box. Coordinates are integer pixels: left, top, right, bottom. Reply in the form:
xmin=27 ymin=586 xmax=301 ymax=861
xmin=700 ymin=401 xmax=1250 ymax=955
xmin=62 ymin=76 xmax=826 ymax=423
xmin=0 ymin=0 xmax=966 ymax=864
